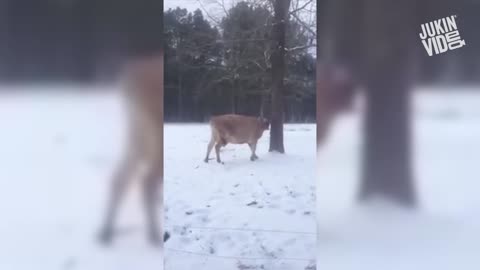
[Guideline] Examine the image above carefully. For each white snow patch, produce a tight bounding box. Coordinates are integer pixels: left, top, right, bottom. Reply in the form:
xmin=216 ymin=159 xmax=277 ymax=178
xmin=164 ymin=123 xmax=317 ymax=269
xmin=318 ymin=87 xmax=480 ymax=270
xmin=0 ymin=86 xmax=164 ymax=270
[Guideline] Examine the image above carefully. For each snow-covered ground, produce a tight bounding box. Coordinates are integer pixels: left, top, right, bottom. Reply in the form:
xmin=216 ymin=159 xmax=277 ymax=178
xmin=0 ymin=87 xmax=165 ymax=270
xmin=0 ymin=86 xmax=316 ymax=270
xmin=164 ymin=124 xmax=317 ymax=270
xmin=318 ymin=88 xmax=480 ymax=270
xmin=1 ymin=85 xmax=479 ymax=270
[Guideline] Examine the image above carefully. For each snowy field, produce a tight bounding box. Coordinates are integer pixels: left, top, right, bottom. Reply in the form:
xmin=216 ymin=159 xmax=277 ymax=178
xmin=164 ymin=123 xmax=317 ymax=270
xmin=1 ymin=85 xmax=479 ymax=270
xmin=0 ymin=86 xmax=316 ymax=270
xmin=0 ymin=87 xmax=165 ymax=270
xmin=318 ymin=87 xmax=480 ymax=270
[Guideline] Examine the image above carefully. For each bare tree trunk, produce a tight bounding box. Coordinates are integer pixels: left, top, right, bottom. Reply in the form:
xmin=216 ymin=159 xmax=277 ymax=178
xmin=231 ymin=79 xmax=236 ymax=114
xmin=359 ymin=0 xmax=417 ymax=206
xmin=177 ymin=73 xmax=183 ymax=121
xmin=269 ymin=0 xmax=291 ymax=153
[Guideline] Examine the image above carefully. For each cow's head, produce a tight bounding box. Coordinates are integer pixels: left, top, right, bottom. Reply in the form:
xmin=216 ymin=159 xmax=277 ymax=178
xmin=317 ymin=63 xmax=358 ymax=147
xmin=258 ymin=117 xmax=270 ymax=130
xmin=317 ymin=64 xmax=356 ymax=114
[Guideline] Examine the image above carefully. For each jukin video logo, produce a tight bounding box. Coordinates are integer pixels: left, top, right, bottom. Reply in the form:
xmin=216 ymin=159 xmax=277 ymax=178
xmin=419 ymin=15 xmax=466 ymax=56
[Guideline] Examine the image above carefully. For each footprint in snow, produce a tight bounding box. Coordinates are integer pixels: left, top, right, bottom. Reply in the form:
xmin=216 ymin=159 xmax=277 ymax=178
xmin=286 ymin=209 xmax=296 ymax=215
xmin=246 ymin=201 xmax=258 ymax=206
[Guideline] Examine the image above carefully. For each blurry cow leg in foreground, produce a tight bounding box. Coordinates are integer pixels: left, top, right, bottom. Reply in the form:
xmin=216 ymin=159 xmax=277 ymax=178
xmin=137 ymin=106 xmax=164 ymax=244
xmin=99 ymin=53 xmax=167 ymax=246
xmin=98 ymin=124 xmax=140 ymax=244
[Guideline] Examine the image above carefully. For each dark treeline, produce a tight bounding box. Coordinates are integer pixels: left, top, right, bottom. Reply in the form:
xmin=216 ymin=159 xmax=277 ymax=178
xmin=164 ymin=3 xmax=316 ymax=122
xmin=317 ymin=0 xmax=480 ymax=85
xmin=0 ymin=0 xmax=478 ymax=87
xmin=0 ymin=0 xmax=163 ymax=83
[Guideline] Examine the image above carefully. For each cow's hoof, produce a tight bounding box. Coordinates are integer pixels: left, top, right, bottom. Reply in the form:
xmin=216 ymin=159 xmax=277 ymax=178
xmin=148 ymin=230 xmax=161 ymax=246
xmin=250 ymin=156 xmax=258 ymax=161
xmin=97 ymin=228 xmax=114 ymax=246
xmin=164 ymin=231 xmax=171 ymax=242
xmin=204 ymin=158 xmax=209 ymax=163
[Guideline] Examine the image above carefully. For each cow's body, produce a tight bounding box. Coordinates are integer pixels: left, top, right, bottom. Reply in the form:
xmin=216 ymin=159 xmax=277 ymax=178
xmin=205 ymin=114 xmax=269 ymax=163
xmin=98 ymin=53 xmax=167 ymax=246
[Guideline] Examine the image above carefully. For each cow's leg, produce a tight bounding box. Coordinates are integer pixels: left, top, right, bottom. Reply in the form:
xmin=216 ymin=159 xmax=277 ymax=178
xmin=215 ymin=143 xmax=223 ymax=164
xmin=204 ymin=137 xmax=215 ymax=163
xmin=141 ymin=158 xmax=163 ymax=245
xmin=248 ymin=142 xmax=258 ymax=161
xmin=139 ymin=115 xmax=166 ymax=246
xmin=98 ymin=148 xmax=138 ymax=245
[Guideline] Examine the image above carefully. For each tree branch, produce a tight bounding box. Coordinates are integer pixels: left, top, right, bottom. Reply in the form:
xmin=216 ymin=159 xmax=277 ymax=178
xmin=289 ymin=11 xmax=316 ymax=37
xmin=290 ymin=0 xmax=315 ymax=14
xmin=285 ymin=43 xmax=316 ymax=52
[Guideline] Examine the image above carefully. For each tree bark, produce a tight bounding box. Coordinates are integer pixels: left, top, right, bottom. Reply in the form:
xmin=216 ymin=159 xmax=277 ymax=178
xmin=359 ymin=0 xmax=417 ymax=206
xmin=177 ymin=72 xmax=183 ymax=121
xmin=231 ymin=79 xmax=237 ymax=114
xmin=269 ymin=0 xmax=291 ymax=153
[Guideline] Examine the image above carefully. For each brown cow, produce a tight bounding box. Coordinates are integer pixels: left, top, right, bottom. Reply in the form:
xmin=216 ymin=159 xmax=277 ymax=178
xmin=317 ymin=63 xmax=357 ymax=146
xmin=98 ymin=52 xmax=168 ymax=246
xmin=204 ymin=114 xmax=270 ymax=163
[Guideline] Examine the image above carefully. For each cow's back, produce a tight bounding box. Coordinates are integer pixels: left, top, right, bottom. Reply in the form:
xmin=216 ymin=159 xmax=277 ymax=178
xmin=210 ymin=114 xmax=259 ymax=144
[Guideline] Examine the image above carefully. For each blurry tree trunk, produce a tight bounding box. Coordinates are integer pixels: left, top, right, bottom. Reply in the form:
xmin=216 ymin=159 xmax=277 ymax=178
xmin=261 ymin=93 xmax=271 ymax=119
xmin=359 ymin=0 xmax=417 ymax=206
xmin=231 ymin=79 xmax=236 ymax=114
xmin=269 ymin=0 xmax=291 ymax=153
